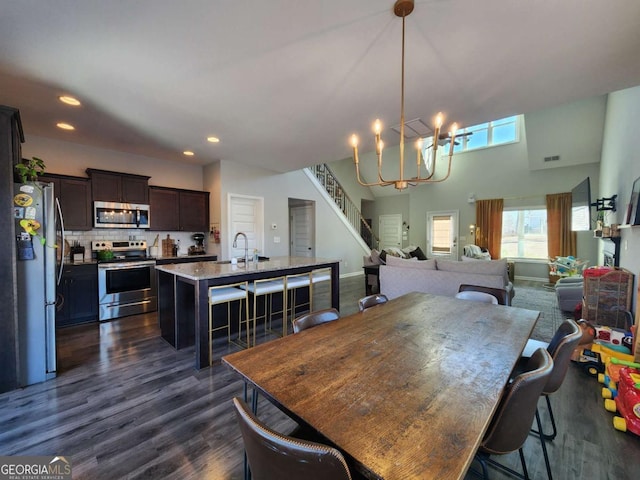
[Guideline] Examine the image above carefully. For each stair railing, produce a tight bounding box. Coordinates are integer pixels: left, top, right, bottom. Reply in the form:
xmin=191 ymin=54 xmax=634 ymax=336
xmin=307 ymin=164 xmax=378 ymax=249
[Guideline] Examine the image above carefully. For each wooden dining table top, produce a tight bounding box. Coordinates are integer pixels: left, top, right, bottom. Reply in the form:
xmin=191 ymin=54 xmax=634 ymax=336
xmin=222 ymin=292 xmax=540 ymax=480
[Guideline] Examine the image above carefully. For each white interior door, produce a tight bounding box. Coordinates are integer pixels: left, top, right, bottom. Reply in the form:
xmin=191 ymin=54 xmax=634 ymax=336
xmin=426 ymin=210 xmax=459 ymax=260
xmin=228 ymin=194 xmax=264 ymax=259
xmin=290 ymin=205 xmax=314 ymax=257
xmin=379 ymin=214 xmax=402 ymax=251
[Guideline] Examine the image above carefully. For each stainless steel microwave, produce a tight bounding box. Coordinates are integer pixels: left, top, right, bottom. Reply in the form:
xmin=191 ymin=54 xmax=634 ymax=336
xmin=94 ymin=201 xmax=151 ymax=229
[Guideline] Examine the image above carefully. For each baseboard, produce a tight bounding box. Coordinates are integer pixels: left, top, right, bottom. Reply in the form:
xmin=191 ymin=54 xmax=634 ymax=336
xmin=340 ymin=271 xmax=364 ymax=279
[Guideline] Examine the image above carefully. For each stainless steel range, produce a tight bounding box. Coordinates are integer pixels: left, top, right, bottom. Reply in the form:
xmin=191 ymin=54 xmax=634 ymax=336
xmin=92 ymin=240 xmax=157 ymax=321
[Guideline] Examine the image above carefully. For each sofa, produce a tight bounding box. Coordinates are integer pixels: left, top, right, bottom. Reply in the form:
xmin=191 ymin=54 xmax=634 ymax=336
xmin=377 ymin=255 xmax=514 ymax=304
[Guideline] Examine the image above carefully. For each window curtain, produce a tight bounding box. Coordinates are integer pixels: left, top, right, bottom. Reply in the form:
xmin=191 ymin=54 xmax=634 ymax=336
xmin=546 ymin=192 xmax=576 ymax=258
xmin=475 ymin=198 xmax=504 ymax=259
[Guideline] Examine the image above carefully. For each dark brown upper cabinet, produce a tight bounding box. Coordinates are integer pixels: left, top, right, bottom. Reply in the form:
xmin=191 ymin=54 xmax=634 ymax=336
xmin=40 ymin=174 xmax=92 ymax=231
xmin=87 ymin=169 xmax=150 ymax=204
xmin=149 ymin=186 xmax=209 ymax=232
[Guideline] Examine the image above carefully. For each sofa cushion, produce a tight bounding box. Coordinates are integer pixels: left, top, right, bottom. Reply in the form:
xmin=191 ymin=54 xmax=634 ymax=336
xmin=385 ymin=255 xmax=436 ymax=269
xmin=437 ymin=258 xmax=507 ymax=277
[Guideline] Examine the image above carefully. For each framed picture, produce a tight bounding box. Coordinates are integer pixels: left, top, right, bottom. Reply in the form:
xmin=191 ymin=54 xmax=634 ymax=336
xmin=627 ymin=176 xmax=640 ymax=225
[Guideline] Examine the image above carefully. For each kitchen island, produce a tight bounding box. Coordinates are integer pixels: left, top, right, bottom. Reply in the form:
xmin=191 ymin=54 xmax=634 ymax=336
xmin=155 ymin=256 xmax=340 ymax=369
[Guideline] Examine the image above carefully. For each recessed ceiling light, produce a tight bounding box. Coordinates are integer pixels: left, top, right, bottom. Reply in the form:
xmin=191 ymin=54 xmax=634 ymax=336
xmin=183 ymin=150 xmax=195 ymax=156
xmin=207 ymin=136 xmax=220 ymax=143
xmin=59 ymin=95 xmax=81 ymax=106
xmin=56 ymin=122 xmax=75 ymax=130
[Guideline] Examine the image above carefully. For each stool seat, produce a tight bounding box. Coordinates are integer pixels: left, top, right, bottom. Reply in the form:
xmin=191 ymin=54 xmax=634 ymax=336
xmin=242 ymin=280 xmax=286 ymax=295
xmin=210 ymin=287 xmax=249 ymax=304
xmin=455 ymin=290 xmax=499 ymax=304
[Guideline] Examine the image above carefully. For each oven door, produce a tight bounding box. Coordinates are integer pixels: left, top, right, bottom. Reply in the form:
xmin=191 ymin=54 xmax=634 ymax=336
xmin=98 ymin=261 xmax=157 ymax=321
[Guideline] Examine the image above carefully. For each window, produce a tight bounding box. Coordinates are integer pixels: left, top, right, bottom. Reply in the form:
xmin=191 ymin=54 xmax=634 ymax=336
xmin=431 ymin=215 xmax=453 ymax=254
xmin=452 ymin=115 xmax=519 ymax=153
xmin=501 ymin=208 xmax=548 ymax=259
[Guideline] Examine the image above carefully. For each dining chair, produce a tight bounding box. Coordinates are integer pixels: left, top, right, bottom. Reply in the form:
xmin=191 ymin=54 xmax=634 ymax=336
xmin=522 ymin=319 xmax=582 ymax=441
xmin=358 ymin=293 xmax=388 ymax=312
xmin=458 ymin=284 xmax=508 ymax=305
xmin=475 ymin=348 xmax=554 ymax=480
xmin=292 ymin=308 xmax=340 ymax=333
xmin=233 ymin=397 xmax=353 ymax=480
xmin=454 ymin=290 xmax=499 ymax=304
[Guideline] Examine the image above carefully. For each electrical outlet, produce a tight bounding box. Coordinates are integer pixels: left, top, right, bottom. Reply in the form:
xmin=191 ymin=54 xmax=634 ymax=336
xmin=274 ymin=236 xmax=280 ymax=243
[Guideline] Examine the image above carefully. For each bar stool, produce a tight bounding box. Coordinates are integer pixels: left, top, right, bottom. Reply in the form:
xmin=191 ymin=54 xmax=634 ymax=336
xmin=285 ymin=272 xmax=312 ymax=330
xmin=242 ymin=276 xmax=287 ymax=346
xmin=310 ymin=267 xmax=332 ymax=310
xmin=208 ymin=281 xmax=250 ymax=365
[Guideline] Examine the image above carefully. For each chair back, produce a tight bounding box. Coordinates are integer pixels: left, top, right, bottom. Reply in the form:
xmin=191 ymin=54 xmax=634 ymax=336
xmin=358 ymin=294 xmax=389 ymax=312
xmin=293 ymin=308 xmax=340 ymax=333
xmin=458 ymin=284 xmax=508 ymax=305
xmin=233 ymin=398 xmax=352 ymax=480
xmin=544 ymin=319 xmax=582 ymax=394
xmin=481 ymin=348 xmax=553 ymax=455
xmin=455 ymin=291 xmax=498 ymax=304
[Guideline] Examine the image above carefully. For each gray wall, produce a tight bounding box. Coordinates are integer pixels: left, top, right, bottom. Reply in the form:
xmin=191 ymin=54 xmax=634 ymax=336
xmin=599 ymin=85 xmax=640 ymax=312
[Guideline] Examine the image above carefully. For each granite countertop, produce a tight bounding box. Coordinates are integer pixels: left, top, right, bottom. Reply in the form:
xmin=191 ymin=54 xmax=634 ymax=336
xmin=154 ymin=256 xmax=338 ymax=281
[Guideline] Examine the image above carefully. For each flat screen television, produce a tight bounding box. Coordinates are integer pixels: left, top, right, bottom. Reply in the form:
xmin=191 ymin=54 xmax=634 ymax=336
xmin=571 ymin=177 xmax=592 ymax=231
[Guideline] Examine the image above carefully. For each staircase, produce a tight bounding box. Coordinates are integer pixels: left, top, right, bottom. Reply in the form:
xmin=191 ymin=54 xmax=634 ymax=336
xmin=306 ymin=164 xmax=378 ymax=249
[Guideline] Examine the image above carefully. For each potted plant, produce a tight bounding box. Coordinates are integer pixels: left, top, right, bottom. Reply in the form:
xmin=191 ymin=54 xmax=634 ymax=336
xmin=14 ymin=156 xmax=46 ymax=184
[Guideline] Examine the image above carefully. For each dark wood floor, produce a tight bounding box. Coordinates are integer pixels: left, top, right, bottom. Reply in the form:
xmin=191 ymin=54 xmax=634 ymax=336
xmin=1 ymin=276 xmax=638 ymax=479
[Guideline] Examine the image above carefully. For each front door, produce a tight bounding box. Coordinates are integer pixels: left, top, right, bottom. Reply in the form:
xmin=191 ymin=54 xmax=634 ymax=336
xmin=426 ymin=210 xmax=459 ymax=260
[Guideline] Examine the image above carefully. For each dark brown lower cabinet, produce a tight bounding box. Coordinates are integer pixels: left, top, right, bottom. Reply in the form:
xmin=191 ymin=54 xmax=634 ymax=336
xmin=57 ymin=263 xmax=98 ymax=327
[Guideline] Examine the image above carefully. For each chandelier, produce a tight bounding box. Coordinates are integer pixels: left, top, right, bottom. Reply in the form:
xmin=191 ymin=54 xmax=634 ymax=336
xmin=350 ymin=0 xmax=460 ymax=190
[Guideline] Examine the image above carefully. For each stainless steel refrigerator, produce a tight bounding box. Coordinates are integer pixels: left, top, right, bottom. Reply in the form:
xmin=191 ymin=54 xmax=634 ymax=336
xmin=14 ymin=181 xmax=64 ymax=386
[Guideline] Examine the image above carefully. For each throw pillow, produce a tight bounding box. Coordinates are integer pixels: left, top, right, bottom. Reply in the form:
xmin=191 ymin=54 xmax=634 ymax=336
xmin=385 ymin=246 xmax=409 ymax=258
xmin=409 ymin=246 xmax=427 ymax=260
xmin=370 ymin=249 xmax=382 ymax=265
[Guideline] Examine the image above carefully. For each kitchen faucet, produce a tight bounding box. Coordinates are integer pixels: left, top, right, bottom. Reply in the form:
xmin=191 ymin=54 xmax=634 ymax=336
xmin=232 ymin=232 xmax=249 ymax=265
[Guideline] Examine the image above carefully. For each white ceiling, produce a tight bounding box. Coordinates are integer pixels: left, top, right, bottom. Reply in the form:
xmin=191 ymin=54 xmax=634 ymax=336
xmin=1 ymin=0 xmax=640 ymax=174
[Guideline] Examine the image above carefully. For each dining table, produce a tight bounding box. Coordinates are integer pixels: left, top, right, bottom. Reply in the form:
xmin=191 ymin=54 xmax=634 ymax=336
xmin=222 ymin=291 xmax=540 ymax=480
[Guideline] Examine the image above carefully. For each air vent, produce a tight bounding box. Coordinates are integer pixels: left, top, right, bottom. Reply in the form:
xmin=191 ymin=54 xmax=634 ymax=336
xmin=390 ymin=118 xmax=434 ymax=139
xmin=544 ymin=155 xmax=561 ymax=162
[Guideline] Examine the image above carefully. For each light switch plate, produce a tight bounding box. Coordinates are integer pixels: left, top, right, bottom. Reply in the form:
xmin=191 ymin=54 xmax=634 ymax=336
xmin=274 ymin=236 xmax=280 ymax=243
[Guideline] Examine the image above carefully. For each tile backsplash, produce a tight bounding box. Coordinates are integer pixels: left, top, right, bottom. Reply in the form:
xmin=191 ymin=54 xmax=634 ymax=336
xmin=64 ymin=229 xmax=214 ymax=259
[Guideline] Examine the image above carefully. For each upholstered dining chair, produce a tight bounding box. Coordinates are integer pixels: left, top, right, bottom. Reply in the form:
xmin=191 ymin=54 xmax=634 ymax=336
xmin=358 ymin=293 xmax=388 ymax=312
xmin=292 ymin=308 xmax=340 ymax=333
xmin=233 ymin=397 xmax=353 ymax=480
xmin=455 ymin=290 xmax=499 ymax=304
xmin=475 ymin=348 xmax=554 ymax=480
xmin=457 ymin=284 xmax=508 ymax=305
xmin=522 ymin=319 xmax=582 ymax=442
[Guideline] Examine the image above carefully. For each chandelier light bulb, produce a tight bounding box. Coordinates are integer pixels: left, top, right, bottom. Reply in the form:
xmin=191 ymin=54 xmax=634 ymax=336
xmin=373 ymin=119 xmax=382 ymax=135
xmin=435 ymin=112 xmax=444 ymax=129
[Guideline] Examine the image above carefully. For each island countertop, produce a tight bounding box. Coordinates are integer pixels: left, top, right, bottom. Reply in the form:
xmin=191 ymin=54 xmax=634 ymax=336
xmin=155 ymin=256 xmax=339 ymax=281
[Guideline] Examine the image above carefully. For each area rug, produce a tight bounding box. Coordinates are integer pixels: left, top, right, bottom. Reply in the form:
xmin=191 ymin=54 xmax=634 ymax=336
xmin=511 ymin=282 xmax=574 ymax=342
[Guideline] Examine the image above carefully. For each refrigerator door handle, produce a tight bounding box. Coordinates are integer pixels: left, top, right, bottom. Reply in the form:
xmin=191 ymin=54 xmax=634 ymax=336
xmin=56 ymin=197 xmax=66 ymax=286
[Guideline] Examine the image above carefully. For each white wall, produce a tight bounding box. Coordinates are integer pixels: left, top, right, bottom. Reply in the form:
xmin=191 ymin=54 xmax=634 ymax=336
xmin=599 ymin=85 xmax=640 ymax=312
xmin=203 ymin=160 xmax=368 ymax=274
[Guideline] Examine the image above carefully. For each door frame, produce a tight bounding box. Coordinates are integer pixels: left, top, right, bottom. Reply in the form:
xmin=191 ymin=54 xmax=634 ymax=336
xmin=289 ymin=201 xmax=316 ymax=257
xmin=426 ymin=210 xmax=459 ymax=260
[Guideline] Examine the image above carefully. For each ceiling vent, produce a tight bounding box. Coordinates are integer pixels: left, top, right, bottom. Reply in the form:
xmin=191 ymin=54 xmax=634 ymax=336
xmin=544 ymin=155 xmax=561 ymax=162
xmin=390 ymin=118 xmax=434 ymax=139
